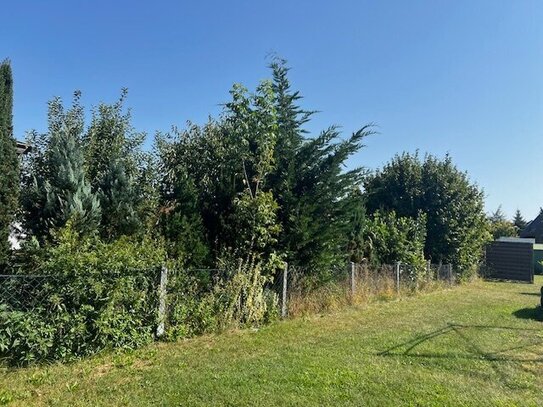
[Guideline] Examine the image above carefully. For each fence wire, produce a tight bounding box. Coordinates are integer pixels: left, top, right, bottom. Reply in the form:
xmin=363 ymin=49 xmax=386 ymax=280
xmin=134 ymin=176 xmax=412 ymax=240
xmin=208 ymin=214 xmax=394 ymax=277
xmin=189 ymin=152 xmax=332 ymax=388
xmin=0 ymin=274 xmax=56 ymax=312
xmin=277 ymin=262 xmax=457 ymax=317
xmin=0 ymin=262 xmax=458 ymax=324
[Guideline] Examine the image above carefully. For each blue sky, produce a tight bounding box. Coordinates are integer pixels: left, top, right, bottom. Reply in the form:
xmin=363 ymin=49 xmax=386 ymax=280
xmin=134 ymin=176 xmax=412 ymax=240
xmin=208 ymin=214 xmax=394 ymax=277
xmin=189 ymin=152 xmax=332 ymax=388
xmin=2 ymin=1 xmax=542 ymax=220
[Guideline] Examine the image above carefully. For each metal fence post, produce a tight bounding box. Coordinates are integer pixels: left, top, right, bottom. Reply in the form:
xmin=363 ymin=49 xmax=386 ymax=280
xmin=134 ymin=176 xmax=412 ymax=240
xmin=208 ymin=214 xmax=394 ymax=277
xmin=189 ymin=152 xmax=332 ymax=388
xmin=395 ymin=261 xmax=401 ymax=295
xmin=448 ymin=263 xmax=453 ymax=285
xmin=281 ymin=262 xmax=288 ymax=318
xmin=156 ymin=265 xmax=168 ymax=338
xmin=350 ymin=261 xmax=356 ymax=299
xmin=426 ymin=260 xmax=431 ymax=280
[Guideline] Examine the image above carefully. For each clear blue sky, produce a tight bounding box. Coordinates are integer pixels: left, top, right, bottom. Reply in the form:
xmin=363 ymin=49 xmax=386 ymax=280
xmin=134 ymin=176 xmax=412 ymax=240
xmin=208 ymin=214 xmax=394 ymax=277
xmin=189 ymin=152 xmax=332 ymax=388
xmin=2 ymin=1 xmax=542 ymax=220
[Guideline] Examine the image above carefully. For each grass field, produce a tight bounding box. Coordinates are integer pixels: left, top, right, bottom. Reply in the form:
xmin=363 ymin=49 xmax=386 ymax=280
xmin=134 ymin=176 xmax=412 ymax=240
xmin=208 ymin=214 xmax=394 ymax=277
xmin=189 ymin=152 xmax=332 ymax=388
xmin=1 ymin=277 xmax=542 ymax=406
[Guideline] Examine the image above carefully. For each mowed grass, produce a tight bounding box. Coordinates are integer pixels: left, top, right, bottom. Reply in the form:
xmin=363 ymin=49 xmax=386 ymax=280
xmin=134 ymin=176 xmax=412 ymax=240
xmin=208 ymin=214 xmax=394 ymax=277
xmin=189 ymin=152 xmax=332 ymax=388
xmin=1 ymin=277 xmax=543 ymax=406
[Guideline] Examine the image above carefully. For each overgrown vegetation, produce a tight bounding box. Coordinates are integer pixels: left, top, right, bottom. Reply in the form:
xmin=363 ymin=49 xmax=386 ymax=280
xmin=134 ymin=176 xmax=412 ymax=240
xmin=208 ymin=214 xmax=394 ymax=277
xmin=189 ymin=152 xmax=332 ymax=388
xmin=364 ymin=152 xmax=490 ymax=277
xmin=0 ymin=58 xmax=494 ymax=364
xmin=1 ymin=277 xmax=541 ymax=406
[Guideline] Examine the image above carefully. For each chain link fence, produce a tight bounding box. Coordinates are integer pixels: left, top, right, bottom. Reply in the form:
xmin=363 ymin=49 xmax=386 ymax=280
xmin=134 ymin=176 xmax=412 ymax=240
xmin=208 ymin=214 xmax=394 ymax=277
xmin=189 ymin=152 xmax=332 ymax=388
xmin=275 ymin=261 xmax=457 ymax=318
xmin=1 ymin=261 xmax=458 ymax=337
xmin=0 ymin=274 xmax=56 ymax=312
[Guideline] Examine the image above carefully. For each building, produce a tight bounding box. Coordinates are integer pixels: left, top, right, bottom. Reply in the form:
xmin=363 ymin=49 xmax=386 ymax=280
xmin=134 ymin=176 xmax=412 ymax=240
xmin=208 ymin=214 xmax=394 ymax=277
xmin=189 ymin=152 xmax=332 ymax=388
xmin=16 ymin=140 xmax=30 ymax=155
xmin=519 ymin=210 xmax=543 ymax=243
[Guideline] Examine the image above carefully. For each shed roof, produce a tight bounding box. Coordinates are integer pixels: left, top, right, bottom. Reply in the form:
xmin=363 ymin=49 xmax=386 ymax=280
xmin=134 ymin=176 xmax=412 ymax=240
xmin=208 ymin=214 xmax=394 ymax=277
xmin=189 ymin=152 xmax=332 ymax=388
xmin=519 ymin=210 xmax=543 ymax=243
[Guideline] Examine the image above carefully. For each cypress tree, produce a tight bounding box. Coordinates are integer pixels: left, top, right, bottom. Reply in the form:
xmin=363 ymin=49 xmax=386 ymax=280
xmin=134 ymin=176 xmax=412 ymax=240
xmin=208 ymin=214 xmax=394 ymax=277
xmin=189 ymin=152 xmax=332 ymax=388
xmin=268 ymin=59 xmax=373 ymax=275
xmin=0 ymin=59 xmax=19 ymax=267
xmin=97 ymin=157 xmax=141 ymax=239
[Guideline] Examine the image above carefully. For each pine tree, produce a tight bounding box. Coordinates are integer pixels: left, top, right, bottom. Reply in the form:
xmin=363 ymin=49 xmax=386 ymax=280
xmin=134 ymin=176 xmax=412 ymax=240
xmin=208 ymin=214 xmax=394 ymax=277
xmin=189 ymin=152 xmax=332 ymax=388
xmin=0 ymin=60 xmax=19 ymax=267
xmin=489 ymin=206 xmax=506 ymax=223
xmin=513 ymin=209 xmax=527 ymax=231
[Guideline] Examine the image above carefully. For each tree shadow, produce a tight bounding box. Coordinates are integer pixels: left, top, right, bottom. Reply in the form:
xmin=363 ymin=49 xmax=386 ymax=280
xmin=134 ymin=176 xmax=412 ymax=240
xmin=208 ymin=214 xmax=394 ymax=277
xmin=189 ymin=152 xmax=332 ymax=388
xmin=512 ymin=307 xmax=543 ymax=322
xmin=378 ymin=322 xmax=543 ymax=385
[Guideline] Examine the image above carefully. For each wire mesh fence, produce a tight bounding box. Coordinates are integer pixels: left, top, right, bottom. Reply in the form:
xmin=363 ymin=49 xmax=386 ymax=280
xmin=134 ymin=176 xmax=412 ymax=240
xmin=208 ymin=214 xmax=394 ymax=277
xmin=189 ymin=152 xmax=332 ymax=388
xmin=0 ymin=261 xmax=458 ymax=332
xmin=0 ymin=274 xmax=56 ymax=312
xmin=276 ymin=261 xmax=457 ymax=318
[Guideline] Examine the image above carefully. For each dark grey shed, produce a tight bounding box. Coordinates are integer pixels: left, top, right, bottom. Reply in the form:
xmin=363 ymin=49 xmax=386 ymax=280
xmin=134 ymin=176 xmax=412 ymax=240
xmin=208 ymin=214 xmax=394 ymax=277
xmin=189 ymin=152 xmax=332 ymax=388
xmin=485 ymin=239 xmax=534 ymax=283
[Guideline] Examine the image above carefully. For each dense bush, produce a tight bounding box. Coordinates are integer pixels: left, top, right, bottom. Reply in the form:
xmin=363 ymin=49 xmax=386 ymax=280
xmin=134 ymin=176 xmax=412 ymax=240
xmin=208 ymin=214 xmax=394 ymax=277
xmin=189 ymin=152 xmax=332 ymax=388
xmin=0 ymin=225 xmax=165 ymax=364
xmin=363 ymin=210 xmax=427 ymax=271
xmin=364 ymin=153 xmax=490 ymax=277
xmin=0 ymin=225 xmax=282 ymax=364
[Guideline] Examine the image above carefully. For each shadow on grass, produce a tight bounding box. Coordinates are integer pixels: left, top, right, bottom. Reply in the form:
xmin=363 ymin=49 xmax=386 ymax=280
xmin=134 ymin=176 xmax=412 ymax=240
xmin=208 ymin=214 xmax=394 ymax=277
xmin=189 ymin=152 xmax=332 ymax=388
xmin=379 ymin=323 xmax=543 ymax=365
xmin=379 ymin=323 xmax=542 ymax=356
xmin=519 ymin=292 xmax=541 ymax=296
xmin=378 ymin=322 xmax=543 ymax=385
xmin=512 ymin=307 xmax=543 ymax=322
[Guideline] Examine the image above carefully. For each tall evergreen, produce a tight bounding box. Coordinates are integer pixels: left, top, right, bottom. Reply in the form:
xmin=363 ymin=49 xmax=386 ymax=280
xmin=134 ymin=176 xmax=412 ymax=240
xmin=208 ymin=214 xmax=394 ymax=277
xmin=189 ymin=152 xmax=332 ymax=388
xmin=0 ymin=60 xmax=19 ymax=267
xmin=21 ymin=92 xmax=100 ymax=239
xmin=268 ymin=59 xmax=373 ymax=274
xmin=513 ymin=209 xmax=527 ymax=231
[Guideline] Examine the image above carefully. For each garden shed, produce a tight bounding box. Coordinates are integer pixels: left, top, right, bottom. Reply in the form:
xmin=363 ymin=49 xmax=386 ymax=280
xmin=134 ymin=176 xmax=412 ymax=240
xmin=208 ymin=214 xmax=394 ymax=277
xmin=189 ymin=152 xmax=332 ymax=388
xmin=485 ymin=238 xmax=534 ymax=283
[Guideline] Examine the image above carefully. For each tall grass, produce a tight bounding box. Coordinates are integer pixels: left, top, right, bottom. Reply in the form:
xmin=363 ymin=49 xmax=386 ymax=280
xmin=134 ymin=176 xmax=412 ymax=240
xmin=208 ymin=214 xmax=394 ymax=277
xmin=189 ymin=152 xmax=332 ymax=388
xmin=286 ymin=264 xmax=456 ymax=318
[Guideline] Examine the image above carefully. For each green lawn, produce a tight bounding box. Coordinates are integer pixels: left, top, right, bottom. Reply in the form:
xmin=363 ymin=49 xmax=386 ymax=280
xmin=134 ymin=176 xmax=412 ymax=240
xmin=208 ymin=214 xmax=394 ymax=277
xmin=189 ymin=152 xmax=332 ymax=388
xmin=1 ymin=277 xmax=543 ymax=406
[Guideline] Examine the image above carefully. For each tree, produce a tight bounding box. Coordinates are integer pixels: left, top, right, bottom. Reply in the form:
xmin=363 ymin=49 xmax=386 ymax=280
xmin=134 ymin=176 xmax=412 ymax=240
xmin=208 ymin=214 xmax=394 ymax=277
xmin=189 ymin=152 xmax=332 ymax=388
xmin=488 ymin=206 xmax=517 ymax=239
xmin=489 ymin=206 xmax=506 ymax=223
xmin=21 ymin=92 xmax=101 ymax=239
xmin=158 ymin=60 xmax=373 ymax=278
xmin=488 ymin=218 xmax=517 ymax=240
xmin=363 ymin=210 xmax=427 ymax=268
xmin=0 ymin=59 xmax=19 ymax=267
xmin=82 ymin=90 xmax=145 ymax=239
xmin=364 ymin=153 xmax=490 ymax=276
xmin=267 ymin=59 xmax=373 ymax=275
xmin=513 ymin=209 xmax=527 ymax=232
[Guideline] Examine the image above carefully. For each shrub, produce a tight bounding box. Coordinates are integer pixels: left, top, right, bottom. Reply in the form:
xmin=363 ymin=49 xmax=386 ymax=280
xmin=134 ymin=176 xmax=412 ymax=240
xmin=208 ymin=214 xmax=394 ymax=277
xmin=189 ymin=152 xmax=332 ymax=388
xmin=213 ymin=252 xmax=281 ymax=329
xmin=364 ymin=210 xmax=427 ymax=275
xmin=0 ymin=224 xmax=165 ymax=365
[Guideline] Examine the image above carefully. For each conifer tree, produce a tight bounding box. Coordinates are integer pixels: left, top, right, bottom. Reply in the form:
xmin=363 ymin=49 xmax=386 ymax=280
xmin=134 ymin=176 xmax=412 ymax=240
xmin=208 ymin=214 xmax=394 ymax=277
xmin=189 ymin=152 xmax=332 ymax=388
xmin=0 ymin=60 xmax=19 ymax=267
xmin=21 ymin=92 xmax=100 ymax=239
xmin=268 ymin=59 xmax=373 ymax=274
xmin=513 ymin=209 xmax=527 ymax=231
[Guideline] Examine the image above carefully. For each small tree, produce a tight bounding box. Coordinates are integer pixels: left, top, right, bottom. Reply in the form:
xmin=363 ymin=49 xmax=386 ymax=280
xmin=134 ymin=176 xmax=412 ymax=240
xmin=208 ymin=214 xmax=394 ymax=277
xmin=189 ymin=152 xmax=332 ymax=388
xmin=365 ymin=153 xmax=490 ymax=276
xmin=488 ymin=219 xmax=517 ymax=240
xmin=489 ymin=206 xmax=507 ymax=223
xmin=488 ymin=206 xmax=517 ymax=239
xmin=83 ymin=89 xmax=146 ymax=239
